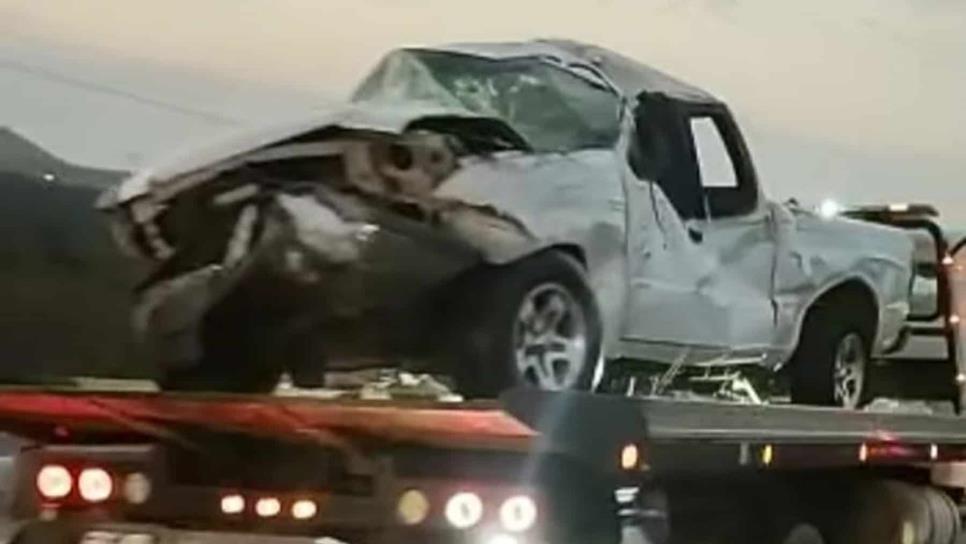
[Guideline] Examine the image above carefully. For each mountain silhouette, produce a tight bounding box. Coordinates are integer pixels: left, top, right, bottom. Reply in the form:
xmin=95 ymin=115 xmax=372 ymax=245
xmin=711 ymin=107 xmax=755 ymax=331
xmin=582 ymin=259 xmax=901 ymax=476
xmin=0 ymin=129 xmax=148 ymax=382
xmin=0 ymin=127 xmax=125 ymax=189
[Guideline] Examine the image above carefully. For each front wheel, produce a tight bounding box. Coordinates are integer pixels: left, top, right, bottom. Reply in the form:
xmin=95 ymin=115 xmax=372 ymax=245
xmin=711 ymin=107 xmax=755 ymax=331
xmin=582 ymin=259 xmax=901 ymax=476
xmin=444 ymin=251 xmax=603 ymax=398
xmin=155 ymin=285 xmax=286 ymax=393
xmin=789 ymin=298 xmax=873 ymax=408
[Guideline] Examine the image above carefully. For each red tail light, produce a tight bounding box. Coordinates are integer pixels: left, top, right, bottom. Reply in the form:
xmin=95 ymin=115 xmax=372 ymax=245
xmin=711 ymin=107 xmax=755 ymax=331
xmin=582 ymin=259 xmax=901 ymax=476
xmin=78 ymin=468 xmax=113 ymax=503
xmin=36 ymin=464 xmax=72 ymax=500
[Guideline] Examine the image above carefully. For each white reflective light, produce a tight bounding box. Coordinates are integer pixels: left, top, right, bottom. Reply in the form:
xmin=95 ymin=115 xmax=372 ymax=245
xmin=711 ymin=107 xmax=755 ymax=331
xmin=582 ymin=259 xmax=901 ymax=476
xmin=118 ymin=534 xmax=156 ymax=544
xmin=220 ymin=494 xmax=245 ymax=515
xmin=291 ymin=499 xmax=318 ymax=520
xmin=123 ymin=473 xmax=152 ymax=505
xmin=487 ymin=534 xmax=519 ymax=544
xmin=888 ymin=203 xmax=910 ymax=213
xmin=499 ymin=495 xmax=538 ymax=532
xmin=397 ymin=489 xmax=430 ymax=526
xmin=615 ymin=486 xmax=640 ymax=505
xmin=255 ymin=497 xmax=282 ymax=518
xmin=761 ymin=444 xmax=774 ymax=466
xmin=78 ymin=468 xmax=113 ymax=503
xmin=36 ymin=464 xmax=72 ymax=499
xmin=818 ymin=199 xmax=843 ymax=219
xmin=445 ymin=491 xmax=483 ymax=529
xmin=81 ymin=531 xmax=117 ymax=544
xmin=620 ymin=444 xmax=640 ymax=470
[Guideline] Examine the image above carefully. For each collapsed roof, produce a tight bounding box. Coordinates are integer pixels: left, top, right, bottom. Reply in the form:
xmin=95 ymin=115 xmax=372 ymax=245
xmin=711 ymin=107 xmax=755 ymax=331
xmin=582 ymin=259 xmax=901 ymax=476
xmin=427 ymin=39 xmax=721 ymax=105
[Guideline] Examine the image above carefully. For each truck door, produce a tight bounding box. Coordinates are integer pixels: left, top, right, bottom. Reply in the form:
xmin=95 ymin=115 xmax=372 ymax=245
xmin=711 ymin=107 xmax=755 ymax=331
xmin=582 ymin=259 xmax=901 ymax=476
xmin=621 ymin=95 xmax=735 ymax=353
xmin=685 ymin=110 xmax=777 ymax=352
xmin=622 ymin=96 xmax=777 ymax=357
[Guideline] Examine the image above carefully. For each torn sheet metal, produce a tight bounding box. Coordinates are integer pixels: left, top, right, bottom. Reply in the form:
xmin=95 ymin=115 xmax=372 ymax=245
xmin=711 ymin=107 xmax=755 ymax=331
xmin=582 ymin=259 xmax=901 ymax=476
xmin=275 ymin=194 xmax=365 ymax=266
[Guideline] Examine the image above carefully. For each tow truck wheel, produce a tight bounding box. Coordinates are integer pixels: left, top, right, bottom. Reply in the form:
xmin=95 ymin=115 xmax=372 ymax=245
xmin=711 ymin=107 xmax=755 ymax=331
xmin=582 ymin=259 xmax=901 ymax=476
xmin=445 ymin=250 xmax=602 ymax=398
xmin=790 ymin=293 xmax=874 ymax=408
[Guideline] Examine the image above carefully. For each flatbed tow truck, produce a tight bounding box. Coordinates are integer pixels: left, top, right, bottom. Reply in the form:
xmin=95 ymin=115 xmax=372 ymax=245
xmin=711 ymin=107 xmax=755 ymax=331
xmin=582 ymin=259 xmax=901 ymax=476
xmin=0 ymin=209 xmax=960 ymax=544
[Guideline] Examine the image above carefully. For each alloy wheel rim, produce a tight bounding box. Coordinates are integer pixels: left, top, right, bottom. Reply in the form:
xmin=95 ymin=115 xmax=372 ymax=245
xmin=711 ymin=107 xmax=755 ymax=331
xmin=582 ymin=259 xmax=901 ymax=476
xmin=833 ymin=332 xmax=867 ymax=408
xmin=513 ymin=283 xmax=588 ymax=390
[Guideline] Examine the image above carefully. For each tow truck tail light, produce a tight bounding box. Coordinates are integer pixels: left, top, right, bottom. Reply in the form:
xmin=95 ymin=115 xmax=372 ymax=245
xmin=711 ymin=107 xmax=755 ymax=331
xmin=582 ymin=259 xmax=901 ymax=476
xmin=858 ymin=443 xmax=870 ymax=463
xmin=291 ymin=499 xmax=318 ymax=520
xmin=499 ymin=495 xmax=538 ymax=532
xmin=621 ymin=443 xmax=640 ymax=470
xmin=78 ymin=467 xmax=114 ymax=503
xmin=444 ymin=491 xmax=484 ymax=528
xmin=395 ymin=487 xmax=539 ymax=532
xmin=220 ymin=494 xmax=245 ymax=515
xmin=255 ymin=497 xmax=282 ymax=518
xmin=123 ymin=473 xmax=152 ymax=505
xmin=397 ymin=489 xmax=430 ymax=526
xmin=36 ymin=464 xmax=72 ymax=500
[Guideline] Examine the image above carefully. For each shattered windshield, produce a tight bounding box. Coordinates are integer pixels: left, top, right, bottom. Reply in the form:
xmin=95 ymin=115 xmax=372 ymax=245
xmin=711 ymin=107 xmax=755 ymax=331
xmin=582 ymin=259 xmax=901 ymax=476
xmin=352 ymin=50 xmax=622 ymax=152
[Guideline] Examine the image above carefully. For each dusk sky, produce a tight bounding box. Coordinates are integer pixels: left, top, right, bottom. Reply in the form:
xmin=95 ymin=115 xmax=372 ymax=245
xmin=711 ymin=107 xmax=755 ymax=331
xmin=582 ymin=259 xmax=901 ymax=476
xmin=1 ymin=0 xmax=964 ymax=221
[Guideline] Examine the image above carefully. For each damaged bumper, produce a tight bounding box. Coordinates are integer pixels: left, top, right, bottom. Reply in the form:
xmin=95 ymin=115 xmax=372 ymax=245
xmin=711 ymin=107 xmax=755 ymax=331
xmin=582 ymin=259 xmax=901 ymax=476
xmin=100 ymin=102 xmax=541 ymax=375
xmin=134 ymin=191 xmax=489 ymax=369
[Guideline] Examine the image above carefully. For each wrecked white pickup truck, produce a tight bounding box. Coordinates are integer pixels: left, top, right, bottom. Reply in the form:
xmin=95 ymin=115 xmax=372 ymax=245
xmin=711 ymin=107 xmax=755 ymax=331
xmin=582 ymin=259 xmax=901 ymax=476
xmin=97 ymin=40 xmax=914 ymax=407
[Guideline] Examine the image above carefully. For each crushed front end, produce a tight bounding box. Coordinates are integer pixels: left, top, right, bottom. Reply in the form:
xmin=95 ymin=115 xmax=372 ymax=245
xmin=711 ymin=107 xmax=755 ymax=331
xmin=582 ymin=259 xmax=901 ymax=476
xmin=100 ymin=107 xmax=534 ymax=387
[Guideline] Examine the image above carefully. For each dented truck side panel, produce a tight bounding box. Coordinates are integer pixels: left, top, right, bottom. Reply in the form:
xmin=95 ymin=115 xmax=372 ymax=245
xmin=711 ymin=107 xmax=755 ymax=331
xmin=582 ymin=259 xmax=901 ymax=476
xmin=436 ymin=150 xmax=630 ymax=351
xmin=771 ymin=212 xmax=913 ymax=359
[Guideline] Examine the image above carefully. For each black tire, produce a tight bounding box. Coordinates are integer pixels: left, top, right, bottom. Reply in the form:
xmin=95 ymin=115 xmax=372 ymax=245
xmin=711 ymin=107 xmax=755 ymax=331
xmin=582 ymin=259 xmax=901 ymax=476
xmin=443 ymin=250 xmax=602 ymax=398
xmin=156 ymin=285 xmax=285 ymax=393
xmin=789 ymin=293 xmax=875 ymax=408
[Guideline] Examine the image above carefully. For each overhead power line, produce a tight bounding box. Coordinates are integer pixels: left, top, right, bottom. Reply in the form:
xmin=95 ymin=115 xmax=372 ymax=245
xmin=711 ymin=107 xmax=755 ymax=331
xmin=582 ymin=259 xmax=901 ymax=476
xmin=0 ymin=57 xmax=240 ymax=125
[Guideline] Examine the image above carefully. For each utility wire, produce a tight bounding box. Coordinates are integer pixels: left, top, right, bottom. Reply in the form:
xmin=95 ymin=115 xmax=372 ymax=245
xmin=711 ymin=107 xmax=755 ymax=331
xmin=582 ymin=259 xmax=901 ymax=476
xmin=0 ymin=57 xmax=240 ymax=125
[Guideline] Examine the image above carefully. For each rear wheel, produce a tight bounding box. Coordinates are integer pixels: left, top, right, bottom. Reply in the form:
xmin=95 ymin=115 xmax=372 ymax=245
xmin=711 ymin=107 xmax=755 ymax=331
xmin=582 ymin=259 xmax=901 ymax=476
xmin=444 ymin=251 xmax=602 ymax=398
xmin=790 ymin=295 xmax=874 ymax=408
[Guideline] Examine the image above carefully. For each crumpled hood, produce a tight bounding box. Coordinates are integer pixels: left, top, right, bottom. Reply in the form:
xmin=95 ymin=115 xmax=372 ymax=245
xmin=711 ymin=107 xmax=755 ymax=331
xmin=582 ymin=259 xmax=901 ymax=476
xmin=99 ymin=100 xmax=514 ymax=208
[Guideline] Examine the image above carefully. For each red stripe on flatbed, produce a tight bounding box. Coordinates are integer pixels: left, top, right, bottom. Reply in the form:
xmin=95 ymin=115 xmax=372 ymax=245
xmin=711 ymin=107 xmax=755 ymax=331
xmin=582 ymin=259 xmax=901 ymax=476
xmin=0 ymin=391 xmax=536 ymax=449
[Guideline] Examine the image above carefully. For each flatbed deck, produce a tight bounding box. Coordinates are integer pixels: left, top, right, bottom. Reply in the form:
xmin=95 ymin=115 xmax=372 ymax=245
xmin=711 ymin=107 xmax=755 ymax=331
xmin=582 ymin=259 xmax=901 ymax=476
xmin=2 ymin=386 xmax=966 ymax=472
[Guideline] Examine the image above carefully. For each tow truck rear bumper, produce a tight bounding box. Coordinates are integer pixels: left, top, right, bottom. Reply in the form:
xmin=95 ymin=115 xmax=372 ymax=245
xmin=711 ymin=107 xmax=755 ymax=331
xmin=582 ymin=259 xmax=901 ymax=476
xmin=5 ymin=520 xmax=354 ymax=544
xmin=3 ymin=520 xmax=530 ymax=544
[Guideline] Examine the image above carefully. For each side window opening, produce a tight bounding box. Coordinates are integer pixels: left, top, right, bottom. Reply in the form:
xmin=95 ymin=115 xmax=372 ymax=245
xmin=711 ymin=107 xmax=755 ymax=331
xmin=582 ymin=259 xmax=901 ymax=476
xmin=629 ymin=95 xmax=704 ymax=221
xmin=690 ymin=117 xmax=738 ymax=189
xmin=686 ymin=113 xmax=759 ymax=218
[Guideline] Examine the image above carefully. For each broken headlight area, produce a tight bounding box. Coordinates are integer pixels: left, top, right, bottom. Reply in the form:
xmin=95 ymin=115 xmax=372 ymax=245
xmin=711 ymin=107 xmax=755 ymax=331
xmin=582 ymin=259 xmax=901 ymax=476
xmin=118 ymin=126 xmax=493 ymax=267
